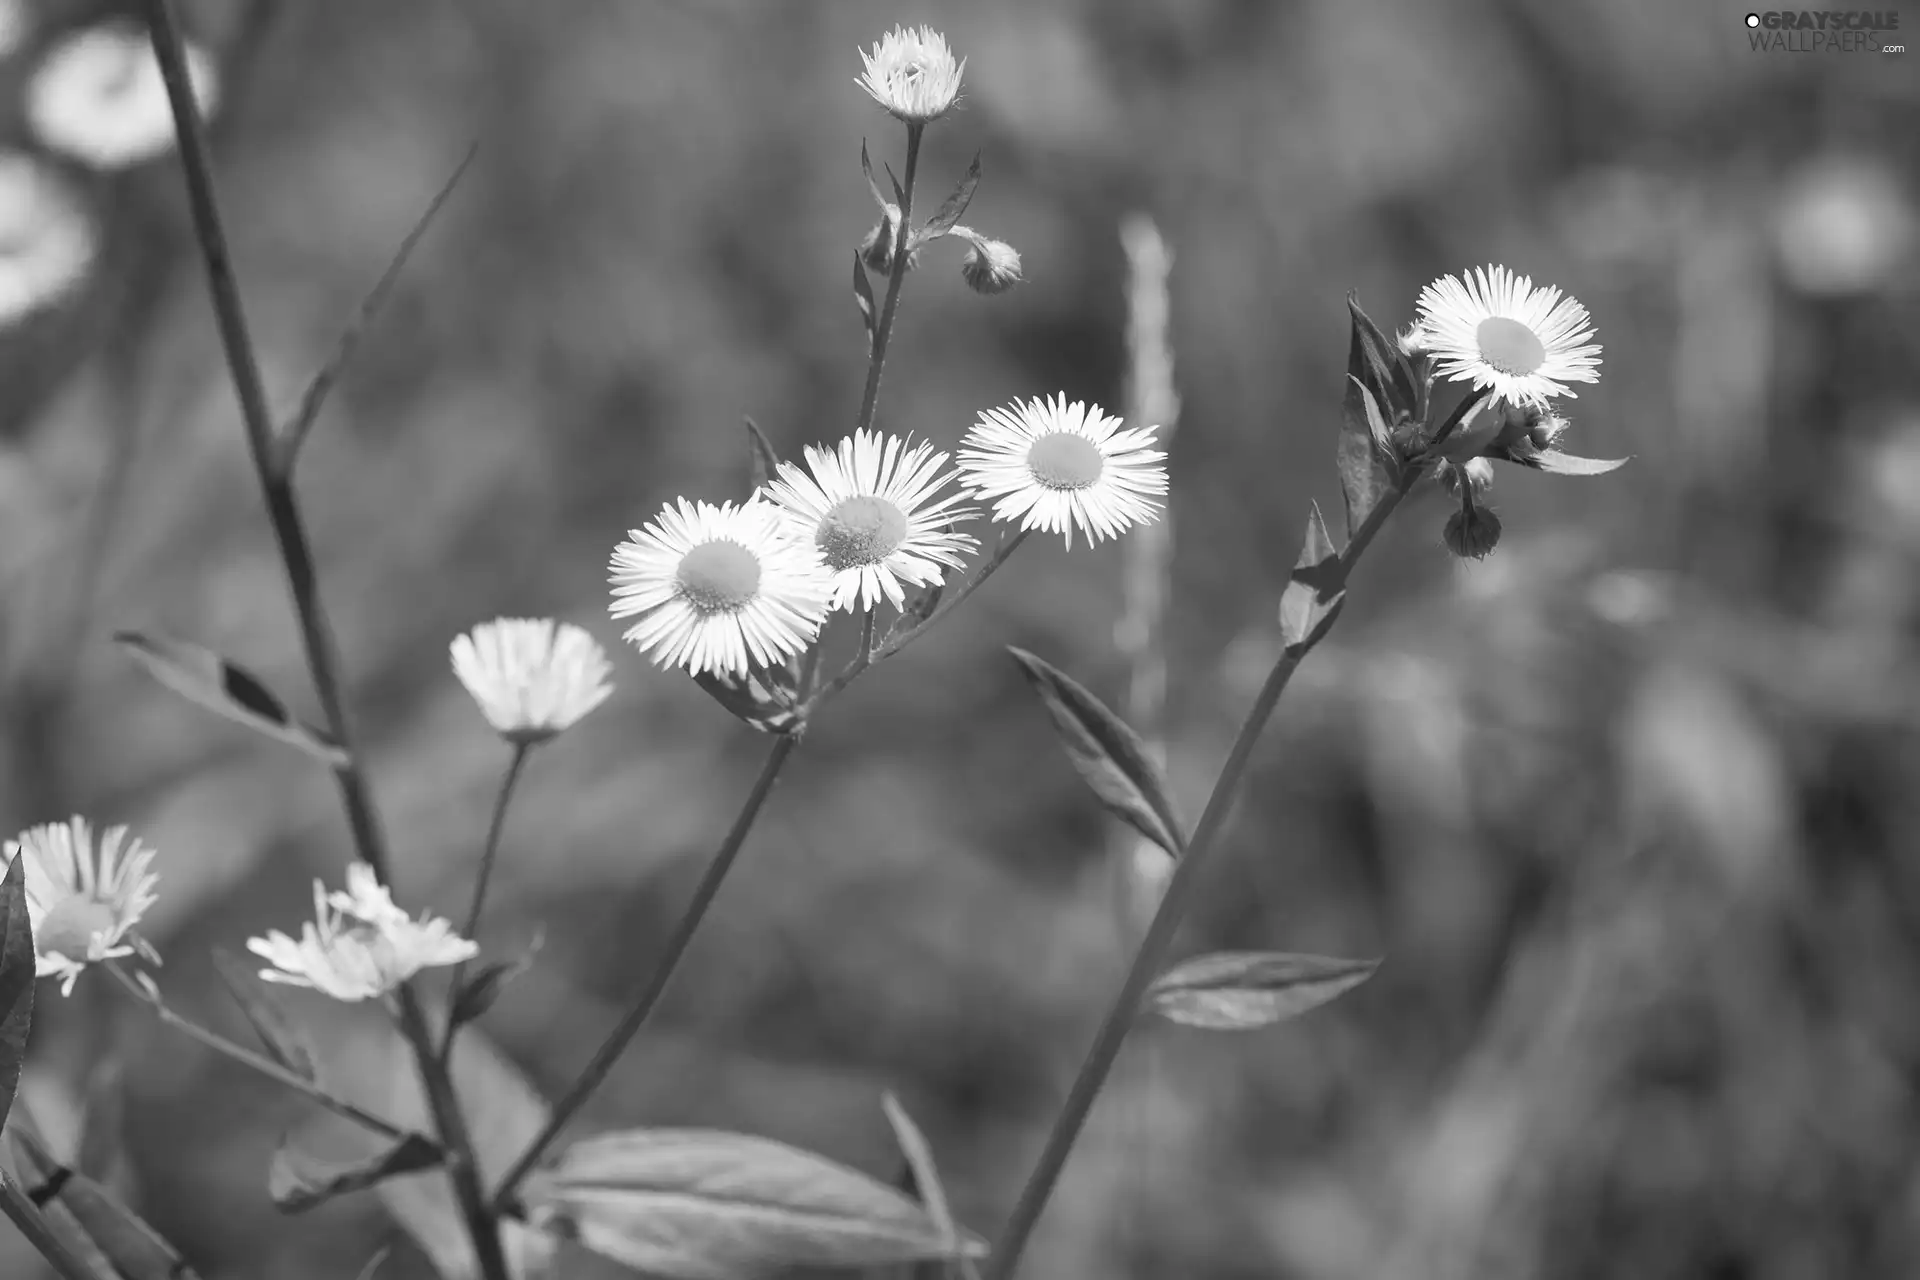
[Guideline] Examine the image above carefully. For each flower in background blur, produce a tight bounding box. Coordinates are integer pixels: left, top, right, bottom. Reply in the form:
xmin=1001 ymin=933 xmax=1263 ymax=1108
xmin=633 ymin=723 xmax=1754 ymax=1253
xmin=0 ymin=0 xmax=28 ymax=58
xmin=1773 ymin=154 xmax=1916 ymax=299
xmin=247 ymin=863 xmax=476 ymax=1002
xmin=0 ymin=152 xmax=94 ymax=326
xmin=1414 ymin=265 xmax=1602 ymax=408
xmin=957 ymin=395 xmax=1168 ymax=548
xmin=856 ymin=25 xmax=965 ymax=123
xmin=5 ymin=817 xmax=160 ymax=996
xmin=609 ymin=498 xmax=833 ymax=677
xmin=451 ymin=618 xmax=613 ymax=745
xmin=26 ymin=21 xmax=220 ymax=170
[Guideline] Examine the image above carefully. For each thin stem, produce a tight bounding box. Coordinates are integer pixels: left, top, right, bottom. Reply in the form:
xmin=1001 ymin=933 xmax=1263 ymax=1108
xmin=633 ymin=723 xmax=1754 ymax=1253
xmin=103 ymin=963 xmax=417 ymax=1143
xmin=439 ymin=742 xmax=533 ymax=1060
xmin=491 ymin=732 xmax=800 ymax=1211
xmin=0 ymin=1174 xmax=98 ymax=1280
xmin=982 ymin=475 xmax=1420 ymax=1280
xmin=140 ymin=6 xmax=510 ymax=1277
xmin=855 ymin=122 xmax=924 ymax=436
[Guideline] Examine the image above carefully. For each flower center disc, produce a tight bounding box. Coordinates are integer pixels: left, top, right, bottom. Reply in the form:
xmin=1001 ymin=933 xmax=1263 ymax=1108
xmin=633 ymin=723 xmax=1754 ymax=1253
xmin=1026 ymin=433 xmax=1104 ymax=490
xmin=676 ymin=540 xmax=762 ymax=612
xmin=1475 ymin=316 xmax=1547 ymax=376
xmin=36 ymin=896 xmax=118 ymax=960
xmin=817 ymin=495 xmax=908 ymax=570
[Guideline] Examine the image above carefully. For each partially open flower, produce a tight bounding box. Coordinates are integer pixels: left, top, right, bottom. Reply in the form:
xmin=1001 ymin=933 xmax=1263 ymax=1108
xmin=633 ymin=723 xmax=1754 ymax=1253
xmin=26 ymin=21 xmax=220 ymax=171
xmin=247 ymin=864 xmax=476 ymax=1003
xmin=451 ymin=618 xmax=613 ymax=745
xmin=957 ymin=395 xmax=1168 ymax=548
xmin=5 ymin=817 xmax=159 ymax=996
xmin=960 ymin=237 xmax=1023 ymax=295
xmin=856 ymin=25 xmax=965 ymax=124
xmin=1415 ymin=265 xmax=1601 ymax=408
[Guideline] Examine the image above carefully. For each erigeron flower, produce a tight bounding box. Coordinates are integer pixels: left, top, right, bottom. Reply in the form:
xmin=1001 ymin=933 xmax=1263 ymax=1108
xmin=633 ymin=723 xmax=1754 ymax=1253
xmin=956 ymin=395 xmax=1168 ymax=548
xmin=26 ymin=22 xmax=220 ymax=171
xmin=0 ymin=152 xmax=95 ymax=326
xmin=960 ymin=237 xmax=1023 ymax=295
xmin=451 ymin=618 xmax=613 ymax=745
xmin=609 ymin=499 xmax=833 ymax=677
xmin=856 ymin=25 xmax=965 ymax=123
xmin=1414 ymin=265 xmax=1602 ymax=408
xmin=5 ymin=817 xmax=159 ymax=996
xmin=247 ymin=863 xmax=476 ymax=1003
xmin=763 ymin=430 xmax=977 ymax=614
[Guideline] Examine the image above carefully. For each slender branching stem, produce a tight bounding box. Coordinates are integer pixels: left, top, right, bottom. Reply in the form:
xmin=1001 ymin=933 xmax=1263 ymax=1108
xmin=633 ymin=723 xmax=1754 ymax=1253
xmin=0 ymin=1175 xmax=99 ymax=1280
xmin=855 ymin=122 xmax=924 ymax=436
xmin=439 ymin=742 xmax=533 ymax=1060
xmin=140 ymin=5 xmax=509 ymax=1276
xmin=490 ymin=732 xmax=800 ymax=1211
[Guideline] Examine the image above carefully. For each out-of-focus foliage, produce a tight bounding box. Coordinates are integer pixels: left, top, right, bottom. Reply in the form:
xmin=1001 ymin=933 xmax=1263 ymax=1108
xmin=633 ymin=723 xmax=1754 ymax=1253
xmin=0 ymin=0 xmax=1916 ymax=1277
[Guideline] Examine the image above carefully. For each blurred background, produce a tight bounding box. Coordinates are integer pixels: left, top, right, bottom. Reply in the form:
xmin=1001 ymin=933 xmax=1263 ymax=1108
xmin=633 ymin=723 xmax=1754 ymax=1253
xmin=1 ymin=0 xmax=1918 ymax=1276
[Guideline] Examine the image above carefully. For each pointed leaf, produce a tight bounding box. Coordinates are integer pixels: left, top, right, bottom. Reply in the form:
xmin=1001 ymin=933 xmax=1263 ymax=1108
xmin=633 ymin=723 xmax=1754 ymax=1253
xmin=8 ymin=1126 xmax=202 ymax=1279
xmin=692 ymin=666 xmax=804 ymax=736
xmin=114 ymin=631 xmax=349 ymax=767
xmin=884 ymin=162 xmax=906 ymax=208
xmin=1337 ymin=301 xmax=1399 ymax=539
xmin=527 ymin=1128 xmax=986 ymax=1280
xmin=860 ymin=140 xmax=891 ymax=214
xmin=920 ymin=153 xmax=981 ymax=239
xmin=1347 ymin=375 xmax=1395 ymax=459
xmin=1008 ymin=648 xmax=1184 ymax=859
xmin=1276 ymin=501 xmax=1346 ymax=655
xmin=743 ymin=416 xmax=780 ymax=494
xmin=1346 ymin=293 xmax=1419 ymax=421
xmin=854 ymin=252 xmax=878 ymax=340
xmin=0 ymin=852 xmax=33 ymax=1135
xmin=447 ymin=939 xmax=540 ymax=1033
xmin=270 ymin=1132 xmax=442 ymax=1214
xmin=1146 ymin=951 xmax=1380 ymax=1030
xmin=1511 ymin=448 xmax=1631 ymax=476
xmin=880 ymin=1094 xmax=978 ymax=1280
xmin=212 ymin=948 xmax=319 ymax=1082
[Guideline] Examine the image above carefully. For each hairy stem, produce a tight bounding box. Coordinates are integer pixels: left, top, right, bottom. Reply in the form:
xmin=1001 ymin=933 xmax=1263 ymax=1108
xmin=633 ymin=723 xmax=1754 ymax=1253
xmin=855 ymin=122 xmax=924 ymax=436
xmin=491 ymin=732 xmax=800 ymax=1211
xmin=141 ymin=4 xmax=510 ymax=1276
xmin=440 ymin=742 xmax=533 ymax=1060
xmin=0 ymin=1175 xmax=99 ymax=1280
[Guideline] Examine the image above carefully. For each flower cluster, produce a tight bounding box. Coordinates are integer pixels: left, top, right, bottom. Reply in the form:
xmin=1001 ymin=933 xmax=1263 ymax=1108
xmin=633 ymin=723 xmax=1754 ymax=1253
xmin=247 ymin=863 xmax=477 ymax=1003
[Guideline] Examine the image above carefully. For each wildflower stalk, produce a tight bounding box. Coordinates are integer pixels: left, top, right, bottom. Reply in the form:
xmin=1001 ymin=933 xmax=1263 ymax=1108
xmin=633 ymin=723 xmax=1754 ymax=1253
xmin=140 ymin=4 xmax=510 ymax=1277
xmin=0 ymin=1175 xmax=98 ymax=1280
xmin=491 ymin=731 xmax=800 ymax=1212
xmin=439 ymin=742 xmax=533 ymax=1061
xmin=103 ymin=962 xmax=418 ymax=1143
xmin=856 ymin=121 xmax=924 ymax=436
xmin=983 ymin=392 xmax=1488 ymax=1280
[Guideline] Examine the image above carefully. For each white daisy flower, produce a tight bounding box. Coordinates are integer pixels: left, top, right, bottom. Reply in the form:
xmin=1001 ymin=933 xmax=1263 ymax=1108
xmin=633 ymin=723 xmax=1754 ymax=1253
xmin=956 ymin=395 xmax=1169 ymax=549
xmin=451 ymin=617 xmax=613 ymax=745
xmin=1413 ymin=265 xmax=1602 ymax=408
xmin=247 ymin=863 xmax=476 ymax=1003
xmin=856 ymin=25 xmax=965 ymax=123
xmin=5 ymin=817 xmax=159 ymax=996
xmin=763 ymin=430 xmax=977 ymax=614
xmin=26 ymin=22 xmax=220 ymax=171
xmin=609 ymin=498 xmax=833 ymax=677
xmin=0 ymin=152 xmax=95 ymax=327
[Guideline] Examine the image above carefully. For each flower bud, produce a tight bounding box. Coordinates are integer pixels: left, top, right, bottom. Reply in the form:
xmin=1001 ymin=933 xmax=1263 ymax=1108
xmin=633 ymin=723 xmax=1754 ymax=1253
xmin=1396 ymin=324 xmax=1429 ymax=357
xmin=859 ymin=206 xmax=914 ymax=275
xmin=1529 ymin=412 xmax=1569 ymax=452
xmin=1444 ymin=502 xmax=1502 ymax=559
xmin=960 ymin=237 xmax=1023 ymax=295
xmin=1437 ymin=456 xmax=1495 ymax=499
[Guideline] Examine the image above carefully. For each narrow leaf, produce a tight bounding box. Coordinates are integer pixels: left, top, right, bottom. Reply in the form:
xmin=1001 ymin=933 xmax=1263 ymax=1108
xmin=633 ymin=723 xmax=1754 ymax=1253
xmin=114 ymin=631 xmax=348 ymax=767
xmin=920 ymin=152 xmax=981 ymax=239
xmin=8 ymin=1127 xmax=202 ymax=1279
xmin=1336 ymin=297 xmax=1400 ymax=538
xmin=860 ymin=140 xmax=891 ymax=214
xmin=1276 ymin=501 xmax=1346 ymax=655
xmin=212 ymin=948 xmax=319 ymax=1082
xmin=269 ymin=1132 xmax=442 ymax=1214
xmin=447 ymin=941 xmax=540 ymax=1033
xmin=0 ymin=852 xmax=33 ymax=1135
xmin=854 ymin=252 xmax=878 ymax=340
xmin=743 ymin=416 xmax=780 ymax=494
xmin=692 ymin=667 xmax=804 ymax=736
xmin=1347 ymin=375 xmax=1395 ymax=458
xmin=353 ymin=1244 xmax=394 ymax=1280
xmin=1345 ymin=294 xmax=1406 ymax=413
xmin=881 ymin=1094 xmax=977 ymax=1280
xmin=1511 ymin=448 xmax=1631 ymax=477
xmin=884 ymin=162 xmax=906 ymax=208
xmin=1008 ymin=648 xmax=1185 ymax=859
xmin=1146 ymin=951 xmax=1380 ymax=1031
xmin=527 ymin=1128 xmax=986 ymax=1280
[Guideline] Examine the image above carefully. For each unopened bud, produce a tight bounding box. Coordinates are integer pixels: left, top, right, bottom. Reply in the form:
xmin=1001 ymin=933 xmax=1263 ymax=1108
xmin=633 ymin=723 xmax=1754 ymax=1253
xmin=961 ymin=237 xmax=1023 ymax=295
xmin=1396 ymin=324 xmax=1429 ymax=357
xmin=859 ymin=206 xmax=916 ymax=275
xmin=1444 ymin=502 xmax=1502 ymax=559
xmin=1528 ymin=412 xmax=1569 ymax=452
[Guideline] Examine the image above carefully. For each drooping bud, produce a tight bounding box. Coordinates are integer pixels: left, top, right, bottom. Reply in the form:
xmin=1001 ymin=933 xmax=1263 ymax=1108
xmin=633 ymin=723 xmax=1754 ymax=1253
xmin=1444 ymin=502 xmax=1503 ymax=559
xmin=960 ymin=236 xmax=1023 ymax=295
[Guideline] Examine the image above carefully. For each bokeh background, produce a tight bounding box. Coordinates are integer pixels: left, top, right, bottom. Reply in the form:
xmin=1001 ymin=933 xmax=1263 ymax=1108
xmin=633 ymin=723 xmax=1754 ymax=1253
xmin=2 ymin=0 xmax=1919 ymax=1276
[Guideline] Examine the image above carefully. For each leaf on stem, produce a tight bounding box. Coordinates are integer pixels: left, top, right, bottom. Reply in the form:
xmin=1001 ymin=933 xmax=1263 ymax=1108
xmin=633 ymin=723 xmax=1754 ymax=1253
xmin=884 ymin=161 xmax=906 ymax=209
xmin=269 ymin=1132 xmax=443 ymax=1214
xmin=860 ymin=140 xmax=891 ymax=214
xmin=114 ymin=631 xmax=349 ymax=767
xmin=692 ymin=667 xmax=804 ymax=736
xmin=6 ymin=1126 xmax=202 ymax=1280
xmin=446 ymin=939 xmax=541 ymax=1035
xmin=0 ymin=852 xmax=33 ymax=1135
xmin=880 ymin=1093 xmax=977 ymax=1280
xmin=1336 ymin=295 xmax=1407 ymax=539
xmin=1501 ymin=447 xmax=1631 ymax=477
xmin=884 ymin=579 xmax=943 ymax=644
xmin=524 ymin=1128 xmax=986 ymax=1280
xmin=1145 ymin=951 xmax=1380 ymax=1031
xmin=212 ymin=948 xmax=320 ymax=1083
xmin=1276 ymin=501 xmax=1345 ymax=655
xmin=743 ymin=416 xmax=780 ymax=494
xmin=854 ymin=252 xmax=878 ymax=340
xmin=1008 ymin=648 xmax=1185 ymax=859
xmin=920 ymin=152 xmax=981 ymax=239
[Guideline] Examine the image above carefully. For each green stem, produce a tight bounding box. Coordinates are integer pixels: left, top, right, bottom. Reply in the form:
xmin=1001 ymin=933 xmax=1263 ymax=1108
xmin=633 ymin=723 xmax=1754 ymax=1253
xmin=855 ymin=122 xmax=924 ymax=436
xmin=0 ymin=1174 xmax=98 ymax=1280
xmin=490 ymin=732 xmax=800 ymax=1212
xmin=982 ymin=469 xmax=1422 ymax=1280
xmin=140 ymin=6 xmax=510 ymax=1277
xmin=440 ymin=742 xmax=534 ymax=1061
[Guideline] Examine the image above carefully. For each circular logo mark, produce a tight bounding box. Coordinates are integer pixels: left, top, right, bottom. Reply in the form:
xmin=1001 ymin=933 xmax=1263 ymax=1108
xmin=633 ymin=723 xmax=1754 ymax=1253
xmin=1746 ymin=12 xmax=1761 ymax=25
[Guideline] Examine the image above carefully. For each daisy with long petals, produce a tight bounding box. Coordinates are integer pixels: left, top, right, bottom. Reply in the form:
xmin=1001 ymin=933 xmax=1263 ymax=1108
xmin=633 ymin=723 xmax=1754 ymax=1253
xmin=856 ymin=25 xmax=965 ymax=123
xmin=451 ymin=617 xmax=613 ymax=744
xmin=956 ymin=395 xmax=1168 ymax=549
xmin=763 ymin=430 xmax=977 ymax=613
xmin=1411 ymin=265 xmax=1602 ymax=408
xmin=5 ymin=817 xmax=159 ymax=995
xmin=609 ymin=499 xmax=833 ymax=677
xmin=248 ymin=863 xmax=476 ymax=1003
